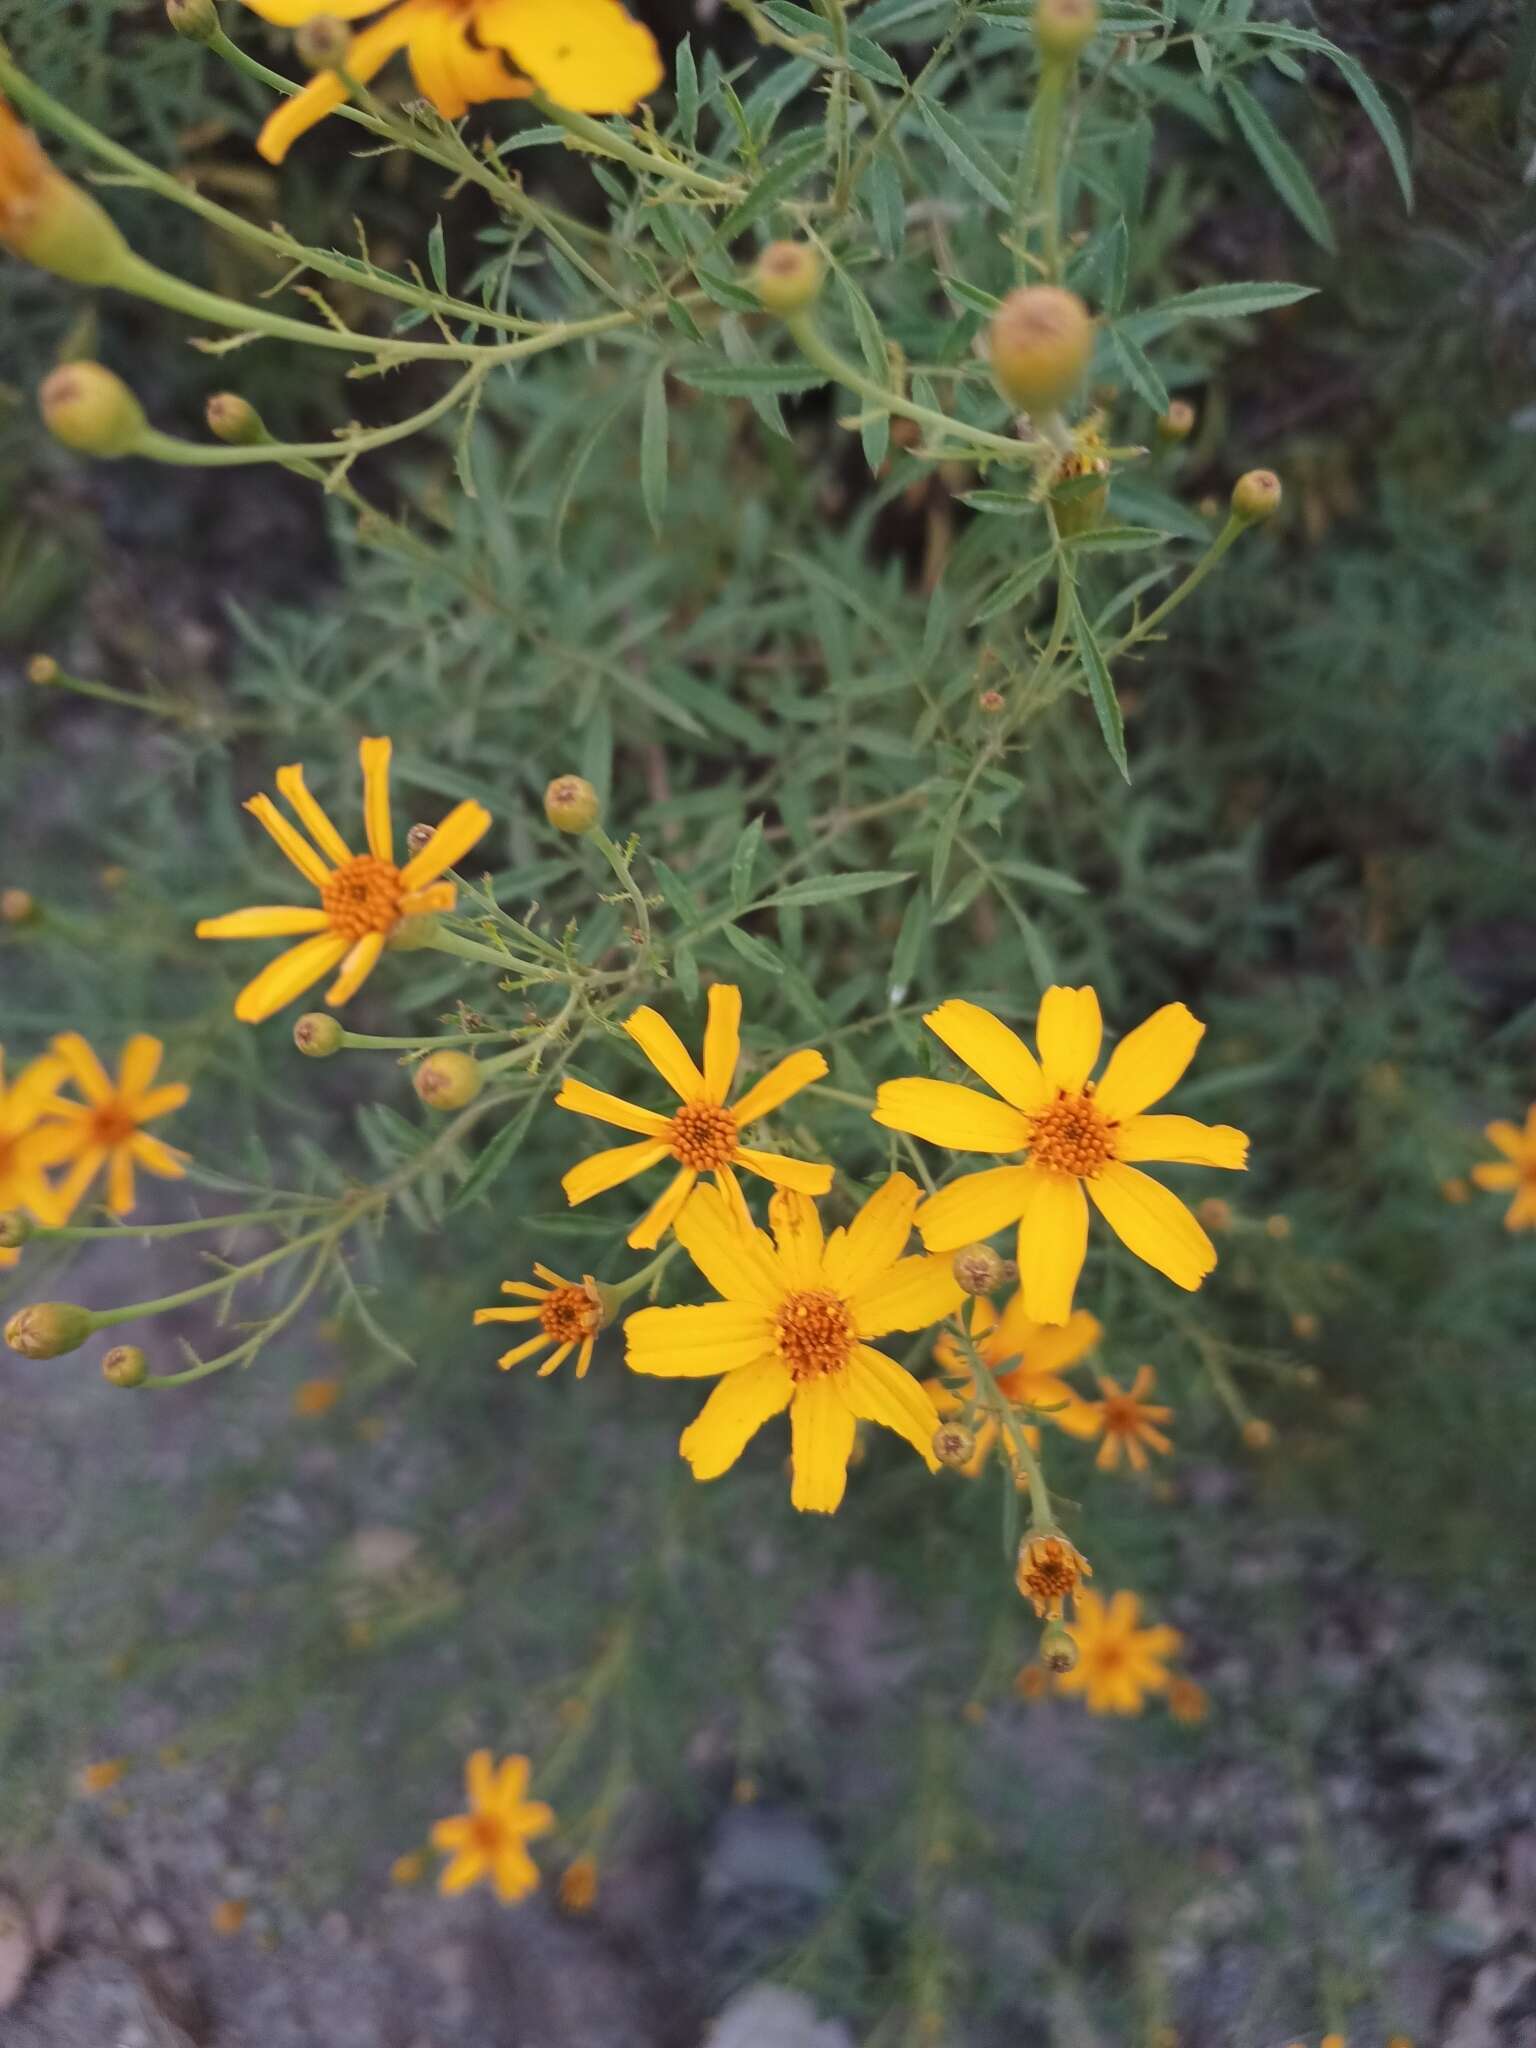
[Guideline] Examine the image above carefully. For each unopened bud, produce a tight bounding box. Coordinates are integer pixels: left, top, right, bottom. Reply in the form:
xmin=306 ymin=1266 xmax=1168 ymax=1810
xmin=206 ymin=392 xmax=267 ymax=446
xmin=1016 ymin=1533 xmax=1092 ymax=1619
xmin=166 ymin=0 xmax=220 ymax=41
xmin=1040 ymin=1622 xmax=1078 ymax=1674
xmin=294 ymin=1012 xmax=344 ymax=1058
xmin=41 ymin=363 xmax=147 ymax=459
xmin=1231 ymin=468 xmax=1282 ymax=525
xmin=0 ymin=102 xmax=132 ymax=285
xmin=932 ymin=1422 xmax=977 ymax=1468
xmin=1241 ymin=1417 xmax=1275 ymax=1452
xmin=413 ymin=1051 xmax=484 ymax=1112
xmin=1035 ymin=0 xmax=1098 ymax=62
xmin=1157 ymin=398 xmax=1196 ymax=443
xmin=951 ymin=1243 xmax=1007 ymax=1296
xmin=26 ymin=654 xmax=59 ymax=685
xmin=405 ymin=822 xmax=434 ymax=856
xmin=1197 ymin=1197 xmax=1233 ymax=1233
xmin=294 ymin=15 xmax=353 ymax=71
xmin=102 ymin=1344 xmax=148 ymax=1388
xmin=1290 ymin=1311 xmax=1318 ymax=1341
xmin=543 ymin=775 xmax=601 ymax=835
xmin=5 ymin=1302 xmax=96 ymax=1359
xmin=978 ymin=689 xmax=1005 ymax=715
xmin=0 ymin=1212 xmax=32 ymax=1250
xmin=988 ymin=286 xmax=1095 ymax=415
xmin=752 ymin=241 xmax=823 ymax=316
xmin=1 ymin=887 xmax=36 ymax=924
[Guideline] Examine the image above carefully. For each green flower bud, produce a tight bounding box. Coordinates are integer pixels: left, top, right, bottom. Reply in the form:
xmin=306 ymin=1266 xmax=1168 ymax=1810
xmin=988 ymin=287 xmax=1095 ymax=415
xmin=413 ymin=1051 xmax=484 ymax=1112
xmin=165 ymin=0 xmax=220 ymax=43
xmin=932 ymin=1423 xmax=977 ymax=1468
xmin=206 ymin=393 xmax=267 ymax=446
xmin=5 ymin=1302 xmax=96 ymax=1359
xmin=752 ymin=241 xmax=823 ymax=316
xmin=0 ymin=1211 xmax=33 ymax=1250
xmin=1040 ymin=1622 xmax=1078 ymax=1674
xmin=544 ymin=775 xmax=602 ymax=835
xmin=294 ymin=1013 xmax=344 ymax=1058
xmin=1035 ymin=0 xmax=1098 ymax=62
xmin=40 ymin=363 xmax=147 ymax=459
xmin=951 ymin=1243 xmax=1007 ymax=1297
xmin=0 ymin=106 xmax=132 ymax=286
xmin=1231 ymin=468 xmax=1282 ymax=525
xmin=102 ymin=1345 xmax=148 ymax=1388
xmin=294 ymin=16 xmax=353 ymax=71
xmin=1156 ymin=399 xmax=1196 ymax=443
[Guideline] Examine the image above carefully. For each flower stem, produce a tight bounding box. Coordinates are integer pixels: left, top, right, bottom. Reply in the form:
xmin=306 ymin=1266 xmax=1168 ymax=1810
xmin=954 ymin=1305 xmax=1056 ymax=1537
xmin=586 ymin=828 xmax=654 ymax=959
xmin=1112 ymin=513 xmax=1246 ymax=652
xmin=532 ymin=96 xmax=740 ymax=199
xmin=785 ymin=314 xmax=1040 ymax=464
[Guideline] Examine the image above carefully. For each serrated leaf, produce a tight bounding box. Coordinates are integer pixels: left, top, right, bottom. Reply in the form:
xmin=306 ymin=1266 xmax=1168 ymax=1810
xmin=756 ymin=870 xmax=912 ymax=910
xmin=1223 ymin=77 xmax=1335 ymax=251
xmin=719 ymin=133 xmax=826 ymax=238
xmin=676 ymin=35 xmax=699 ymax=146
xmin=1106 ymin=322 xmax=1169 ymax=413
xmin=971 ymin=547 xmax=1054 ymax=624
xmin=1061 ymin=524 xmax=1168 ymax=553
xmin=732 ymin=816 xmax=764 ymax=911
xmin=1069 ymin=586 xmax=1129 ymax=781
xmin=640 ymin=363 xmax=669 ymax=538
xmin=915 ymin=96 xmax=1010 ymax=211
xmin=449 ymin=1082 xmax=552 ymax=1214
xmin=426 ymin=217 xmax=446 ymax=294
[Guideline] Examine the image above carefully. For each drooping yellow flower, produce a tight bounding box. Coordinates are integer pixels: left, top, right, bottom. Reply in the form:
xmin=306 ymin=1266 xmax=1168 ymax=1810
xmin=874 ymin=987 xmax=1248 ymax=1323
xmin=1087 ymin=1364 xmax=1173 ymax=1472
xmin=556 ymin=985 xmax=833 ymax=1250
xmin=1471 ymin=1105 xmax=1536 ymax=1230
xmin=430 ymin=1750 xmax=554 ymax=1903
xmin=926 ymin=1295 xmax=1103 ymax=1474
xmin=0 ymin=1046 xmax=73 ymax=1262
xmin=44 ymin=1035 xmax=190 ymax=1219
xmin=625 ymin=1176 xmax=963 ymax=1513
xmin=1054 ymin=1589 xmax=1181 ymax=1715
xmin=239 ymin=0 xmax=664 ymax=163
xmin=474 ymin=1264 xmax=606 ymax=1378
xmin=196 ymin=738 xmax=490 ymax=1024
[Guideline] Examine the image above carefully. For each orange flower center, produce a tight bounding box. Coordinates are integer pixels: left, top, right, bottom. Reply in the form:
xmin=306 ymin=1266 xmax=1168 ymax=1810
xmin=1029 ymin=1089 xmax=1115 ymax=1177
xmin=775 ymin=1288 xmax=855 ymax=1381
xmin=469 ymin=1813 xmax=507 ymax=1856
xmin=321 ymin=855 xmax=404 ymax=941
xmin=90 ymin=1101 xmax=139 ymax=1148
xmin=539 ymin=1285 xmax=597 ymax=1344
xmin=667 ymin=1100 xmax=739 ymax=1171
xmin=1099 ymin=1395 xmax=1142 ymax=1436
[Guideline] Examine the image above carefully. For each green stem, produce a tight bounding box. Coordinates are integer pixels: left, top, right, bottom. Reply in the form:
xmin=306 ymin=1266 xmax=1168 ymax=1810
xmin=1018 ymin=59 xmax=1072 ymax=281
xmin=785 ymin=313 xmax=1040 ymax=464
xmin=85 ymin=1218 xmax=344 ymax=1332
xmin=533 ymin=96 xmax=740 ymax=200
xmin=1112 ymin=512 xmax=1245 ymax=652
xmin=586 ymin=827 xmax=654 ymax=958
xmin=133 ymin=367 xmax=482 ymax=468
xmin=30 ymin=1206 xmax=327 ymax=1243
xmin=601 ymin=1243 xmax=680 ymax=1310
xmin=955 ymin=1308 xmax=1055 ymax=1535
xmin=818 ymin=0 xmax=854 ymax=212
xmin=421 ymin=926 xmax=545 ymax=972
xmin=333 ymin=1029 xmax=506 ymax=1052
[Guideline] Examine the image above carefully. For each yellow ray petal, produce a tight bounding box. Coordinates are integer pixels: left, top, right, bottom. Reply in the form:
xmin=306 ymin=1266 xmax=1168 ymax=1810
xmin=129 ymin=1132 xmax=189 ymax=1180
xmin=244 ymin=793 xmax=332 ymax=891
xmin=1484 ymin=1119 xmax=1528 ymax=1159
xmin=679 ymin=1356 xmax=792 ymax=1478
xmin=106 ymin=1147 xmax=136 ymax=1216
xmin=767 ymin=1187 xmax=823 ymax=1282
xmin=46 ymin=1144 xmax=107 ymax=1224
xmin=233 ymin=933 xmax=351 ymax=1025
xmin=673 ymin=1182 xmax=785 ymax=1309
xmin=491 ymin=1848 xmax=540 ymax=1904
xmin=701 ymin=983 xmax=742 ymax=1103
xmin=922 ymin=999 xmax=1049 ymax=1113
xmin=399 ymin=882 xmax=456 ymax=919
xmin=1115 ymin=1114 xmax=1248 ymax=1170
xmin=116 ymin=1035 xmax=163 ymax=1100
xmin=734 ymin=1147 xmax=834 ymax=1196
xmin=240 ymin=0 xmax=396 ymax=22
xmin=474 ymin=1305 xmax=545 ymax=1324
xmin=1094 ymin=1003 xmax=1205 ymax=1121
xmin=842 ymin=1345 xmax=942 ymax=1468
xmin=1016 ymin=1171 xmax=1088 ymax=1326
xmin=873 ymin=1076 xmax=1030 ymax=1154
xmin=914 ymin=1164 xmax=1034 ymax=1252
xmin=398 ymin=800 xmax=492 ymax=890
xmin=627 ymin=1165 xmax=697 ymax=1249
xmin=358 ymin=737 xmax=393 ymax=863
xmin=1035 ymin=985 xmax=1102 ymax=1095
xmin=1471 ymin=1160 xmax=1519 ymax=1191
xmin=275 ymin=763 xmax=353 ymax=866
xmin=535 ymin=1342 xmax=574 ymax=1377
xmin=134 ymin=1083 xmax=190 ymax=1123
xmin=850 ymin=1252 xmax=963 ymax=1340
xmin=625 ymin=1300 xmax=775 ymax=1378
xmin=467 ymin=1750 xmax=496 ymax=1809
xmin=788 ymin=1374 xmax=856 ymax=1513
xmin=325 ymin=931 xmax=386 ymax=1008
xmin=196 ymin=906 xmax=334 ymax=940
xmin=495 ymin=1334 xmax=554 ymax=1371
xmin=562 ymin=1137 xmax=670 ymax=1205
xmin=476 ymin=0 xmax=664 ymax=114
xmin=255 ymin=2 xmax=422 ymax=162
xmin=1087 ymin=1163 xmax=1216 ymax=1293
xmin=730 ymin=1048 xmax=827 ymax=1127
xmin=622 ymin=1006 xmax=707 ymax=1103
xmin=555 ymin=1077 xmax=670 ymax=1138
xmin=50 ymin=1032 xmax=114 ymax=1105
xmin=997 ymin=1307 xmax=1102 ymax=1385
xmin=821 ymin=1172 xmax=920 ymax=1295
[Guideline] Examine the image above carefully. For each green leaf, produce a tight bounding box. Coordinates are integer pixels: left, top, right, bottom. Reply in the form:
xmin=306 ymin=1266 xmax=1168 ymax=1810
xmin=1127 ymin=280 xmax=1318 ymax=340
xmin=731 ymin=816 xmax=764 ymax=911
xmin=1106 ymin=323 xmax=1169 ymax=413
xmin=449 ymin=1080 xmax=553 ymax=1214
xmin=676 ymin=361 xmax=829 ymax=398
xmin=1223 ymin=77 xmax=1335 ymax=251
xmin=1061 ymin=524 xmax=1168 ymax=553
xmin=864 ymin=156 xmax=906 ymax=262
xmin=755 ymin=870 xmax=912 ymax=910
xmin=675 ymin=34 xmax=699 ymax=147
xmin=938 ymin=275 xmax=1004 ymax=318
xmin=971 ymin=547 xmax=1054 ymax=625
xmin=915 ymin=96 xmax=1011 ymax=211
xmin=1068 ymin=586 xmax=1130 ymax=781
xmin=719 ymin=133 xmax=826 ymax=239
xmin=640 ymin=364 xmax=669 ymax=538
xmin=426 ymin=216 xmax=447 ymax=294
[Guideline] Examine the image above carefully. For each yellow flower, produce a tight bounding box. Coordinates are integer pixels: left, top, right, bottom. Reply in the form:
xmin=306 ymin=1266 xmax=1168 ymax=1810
xmin=239 ymin=0 xmax=664 ymax=163
xmin=196 ymin=738 xmax=490 ymax=1024
xmin=0 ymin=1045 xmax=74 ymax=1262
xmin=556 ymin=985 xmax=833 ymax=1249
xmin=474 ymin=1264 xmax=605 ymax=1378
xmin=430 ymin=1750 xmax=554 ymax=1903
xmin=874 ymin=987 xmax=1248 ymax=1323
xmin=76 ymin=1757 xmax=129 ymax=1796
xmin=1054 ymin=1589 xmax=1181 ymax=1715
xmin=559 ymin=1855 xmax=599 ymax=1912
xmin=390 ymin=1851 xmax=426 ymax=1885
xmin=44 ymin=1035 xmax=190 ymax=1219
xmin=293 ymin=1376 xmax=342 ymax=1416
xmin=1087 ymin=1364 xmax=1173 ymax=1472
xmin=927 ymin=1294 xmax=1103 ymax=1474
xmin=1471 ymin=1105 xmax=1536 ymax=1230
xmin=1166 ymin=1675 xmax=1209 ymax=1725
xmin=209 ymin=1899 xmax=248 ymax=1935
xmin=624 ymin=1176 xmax=963 ymax=1514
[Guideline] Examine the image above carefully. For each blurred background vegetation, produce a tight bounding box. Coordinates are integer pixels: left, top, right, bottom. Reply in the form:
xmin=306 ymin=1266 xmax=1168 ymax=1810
xmin=2 ymin=3 xmax=1535 ymax=2044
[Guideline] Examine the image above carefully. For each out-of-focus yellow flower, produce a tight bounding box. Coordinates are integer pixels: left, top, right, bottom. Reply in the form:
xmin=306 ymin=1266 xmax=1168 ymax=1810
xmin=44 ymin=1035 xmax=190 ymax=1219
xmin=625 ymin=1177 xmax=962 ymax=1513
xmin=0 ymin=1045 xmax=73 ymax=1264
xmin=293 ymin=1377 xmax=342 ymax=1417
xmin=875 ymin=988 xmax=1248 ymax=1324
xmin=1166 ymin=1675 xmax=1209 ymax=1724
xmin=1054 ymin=1590 xmax=1180 ymax=1715
xmin=209 ymin=1899 xmax=248 ymax=1934
xmin=1440 ymin=1176 xmax=1469 ymax=1205
xmin=557 ymin=985 xmax=832 ymax=1249
xmin=475 ymin=1265 xmax=605 ymax=1378
xmin=1471 ymin=1106 xmax=1536 ymax=1230
xmin=390 ymin=1851 xmax=426 ymax=1886
xmin=927 ymin=1294 xmax=1103 ymax=1474
xmin=1014 ymin=1663 xmax=1049 ymax=1701
xmin=431 ymin=1751 xmax=554 ymax=1904
xmin=237 ymin=0 xmax=663 ymax=163
xmin=76 ymin=1758 xmax=128 ymax=1796
xmin=559 ymin=1856 xmax=598 ymax=1912
xmin=1086 ymin=1365 xmax=1173 ymax=1473
xmin=196 ymin=739 xmax=490 ymax=1024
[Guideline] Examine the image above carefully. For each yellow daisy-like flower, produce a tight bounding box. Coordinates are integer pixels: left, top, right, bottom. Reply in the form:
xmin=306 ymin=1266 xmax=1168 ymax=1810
xmin=926 ymin=1296 xmax=1103 ymax=1477
xmin=1054 ymin=1589 xmax=1181 ymax=1716
xmin=1088 ymin=1364 xmax=1174 ymax=1472
xmin=624 ymin=1175 xmax=964 ymax=1514
xmin=43 ymin=1034 xmax=190 ymax=1220
xmin=874 ymin=987 xmax=1249 ymax=1324
xmin=0 ymin=1045 xmax=74 ymax=1261
xmin=556 ymin=984 xmax=833 ymax=1250
xmin=195 ymin=738 xmax=490 ymax=1025
xmin=1471 ymin=1104 xmax=1536 ymax=1230
xmin=239 ymin=0 xmax=664 ymax=164
xmin=430 ymin=1750 xmax=554 ymax=1903
xmin=474 ymin=1264 xmax=606 ymax=1378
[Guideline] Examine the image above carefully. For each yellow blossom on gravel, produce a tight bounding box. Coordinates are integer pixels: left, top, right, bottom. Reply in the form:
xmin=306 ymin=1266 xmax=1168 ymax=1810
xmin=196 ymin=738 xmax=490 ymax=1024
xmin=1470 ymin=1104 xmax=1536 ymax=1230
xmin=556 ymin=984 xmax=833 ymax=1249
xmin=1054 ymin=1589 xmax=1181 ymax=1715
xmin=475 ymin=1264 xmax=605 ymax=1378
xmin=624 ymin=1176 xmax=963 ymax=1513
xmin=926 ymin=1294 xmax=1103 ymax=1475
xmin=874 ymin=987 xmax=1248 ymax=1323
xmin=431 ymin=1751 xmax=554 ymax=1903
xmin=238 ymin=0 xmax=663 ymax=163
xmin=44 ymin=1035 xmax=190 ymax=1220
xmin=1087 ymin=1364 xmax=1174 ymax=1472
